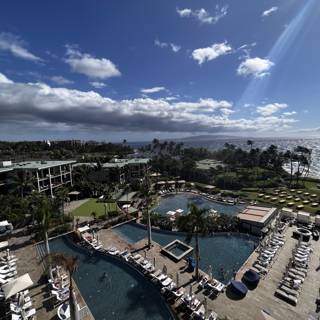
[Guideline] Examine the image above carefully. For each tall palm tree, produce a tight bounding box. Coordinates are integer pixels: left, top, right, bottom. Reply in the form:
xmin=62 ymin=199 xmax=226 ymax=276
xmin=247 ymin=140 xmax=254 ymax=151
xmin=11 ymin=171 xmax=35 ymax=198
xmin=43 ymin=253 xmax=79 ymax=320
xmin=36 ymin=196 xmax=54 ymax=276
xmin=177 ymin=204 xmax=209 ymax=280
xmin=140 ymin=181 xmax=152 ymax=249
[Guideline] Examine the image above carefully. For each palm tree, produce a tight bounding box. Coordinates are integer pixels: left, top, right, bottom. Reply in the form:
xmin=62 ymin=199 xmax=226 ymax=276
xmin=247 ymin=140 xmax=254 ymax=151
xmin=43 ymin=253 xmax=79 ymax=320
xmin=140 ymin=181 xmax=152 ymax=249
xmin=36 ymin=196 xmax=53 ymax=276
xmin=11 ymin=171 xmax=35 ymax=198
xmin=177 ymin=204 xmax=209 ymax=280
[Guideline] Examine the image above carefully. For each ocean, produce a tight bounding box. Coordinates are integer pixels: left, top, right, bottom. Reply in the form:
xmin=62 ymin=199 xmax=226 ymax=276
xmin=130 ymin=137 xmax=320 ymax=179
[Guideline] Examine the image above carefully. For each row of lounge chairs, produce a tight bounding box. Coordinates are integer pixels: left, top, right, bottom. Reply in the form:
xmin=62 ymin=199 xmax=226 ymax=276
xmin=198 ymin=276 xmax=225 ymax=297
xmin=275 ymin=242 xmax=312 ymax=306
xmin=251 ymin=232 xmax=286 ymax=276
xmin=49 ymin=265 xmax=70 ymax=305
xmin=0 ymin=251 xmax=36 ymax=320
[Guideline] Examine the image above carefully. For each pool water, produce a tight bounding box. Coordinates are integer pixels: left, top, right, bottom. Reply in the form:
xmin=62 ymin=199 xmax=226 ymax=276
xmin=113 ymin=223 xmax=257 ymax=283
xmin=167 ymin=243 xmax=187 ymax=256
xmin=153 ymin=193 xmax=243 ymax=216
xmin=48 ymin=237 xmax=174 ymax=320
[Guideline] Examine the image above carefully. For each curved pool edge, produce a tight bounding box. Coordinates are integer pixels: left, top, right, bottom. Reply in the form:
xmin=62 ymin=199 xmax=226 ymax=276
xmin=63 ymin=234 xmax=178 ymax=320
xmin=116 ymin=221 xmax=259 ymax=243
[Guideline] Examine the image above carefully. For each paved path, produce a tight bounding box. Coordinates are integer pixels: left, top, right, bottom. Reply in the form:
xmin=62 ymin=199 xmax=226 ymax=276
xmin=8 ymin=237 xmax=94 ymax=320
xmin=64 ymin=198 xmax=90 ymax=214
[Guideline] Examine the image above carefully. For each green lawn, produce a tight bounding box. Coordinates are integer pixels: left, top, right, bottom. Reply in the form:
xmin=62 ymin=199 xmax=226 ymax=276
xmin=72 ymin=199 xmax=119 ymax=217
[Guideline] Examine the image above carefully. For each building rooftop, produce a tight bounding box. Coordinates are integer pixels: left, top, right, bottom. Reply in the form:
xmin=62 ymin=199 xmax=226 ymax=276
xmin=238 ymin=205 xmax=277 ymax=224
xmin=0 ymin=167 xmax=13 ymax=173
xmin=196 ymin=159 xmax=225 ymax=170
xmin=13 ymin=160 xmax=76 ymax=170
xmin=102 ymin=158 xmax=150 ymax=168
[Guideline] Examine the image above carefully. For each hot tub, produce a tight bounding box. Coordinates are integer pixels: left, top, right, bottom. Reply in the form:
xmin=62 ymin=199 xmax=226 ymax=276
xmin=161 ymin=240 xmax=193 ymax=262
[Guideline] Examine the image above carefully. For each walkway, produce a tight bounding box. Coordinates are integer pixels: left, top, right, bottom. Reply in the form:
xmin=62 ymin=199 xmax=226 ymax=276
xmin=8 ymin=236 xmax=94 ymax=320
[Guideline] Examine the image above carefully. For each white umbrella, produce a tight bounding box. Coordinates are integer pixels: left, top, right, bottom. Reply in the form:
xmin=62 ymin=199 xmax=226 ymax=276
xmin=2 ymin=273 xmax=33 ymax=299
xmin=72 ymin=289 xmax=80 ymax=320
xmin=204 ymin=298 xmax=208 ymax=317
xmin=208 ymin=265 xmax=213 ymax=280
xmin=162 ymin=264 xmax=167 ymax=275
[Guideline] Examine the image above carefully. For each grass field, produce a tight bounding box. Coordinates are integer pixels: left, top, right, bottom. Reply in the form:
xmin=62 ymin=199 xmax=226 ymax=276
xmin=72 ymin=198 xmax=119 ymax=217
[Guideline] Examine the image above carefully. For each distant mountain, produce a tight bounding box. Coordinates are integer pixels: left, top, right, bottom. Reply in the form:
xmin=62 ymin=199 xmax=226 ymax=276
xmin=176 ymin=135 xmax=249 ymax=142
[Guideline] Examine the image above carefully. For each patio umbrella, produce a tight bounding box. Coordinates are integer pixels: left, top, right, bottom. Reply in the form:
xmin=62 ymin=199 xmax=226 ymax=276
xmin=208 ymin=265 xmax=213 ymax=280
xmin=2 ymin=273 xmax=33 ymax=299
xmin=189 ymin=285 xmax=193 ymax=307
xmin=162 ymin=264 xmax=167 ymax=275
xmin=204 ymin=298 xmax=208 ymax=318
xmin=72 ymin=289 xmax=80 ymax=320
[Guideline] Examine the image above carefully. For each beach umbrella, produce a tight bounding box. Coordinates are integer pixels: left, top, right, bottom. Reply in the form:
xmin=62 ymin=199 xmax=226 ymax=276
xmin=2 ymin=273 xmax=33 ymax=299
xmin=204 ymin=298 xmax=208 ymax=317
xmin=208 ymin=265 xmax=213 ymax=280
xmin=72 ymin=289 xmax=80 ymax=320
xmin=176 ymin=273 xmax=180 ymax=287
xmin=162 ymin=264 xmax=167 ymax=275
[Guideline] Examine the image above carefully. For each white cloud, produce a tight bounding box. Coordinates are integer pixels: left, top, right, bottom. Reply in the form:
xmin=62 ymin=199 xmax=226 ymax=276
xmin=283 ymin=111 xmax=297 ymax=116
xmin=154 ymin=39 xmax=181 ymax=53
xmin=65 ymin=45 xmax=121 ymax=79
xmin=0 ymin=73 xmax=13 ymax=84
xmin=192 ymin=42 xmax=232 ymax=65
xmin=0 ymin=72 xmax=297 ymax=135
xmin=262 ymin=7 xmax=278 ymax=17
xmin=141 ymin=87 xmax=166 ymax=94
xmin=51 ymin=76 xmax=73 ymax=85
xmin=237 ymin=57 xmax=274 ymax=78
xmin=256 ymin=103 xmax=288 ymax=116
xmin=90 ymin=82 xmax=106 ymax=89
xmin=177 ymin=5 xmax=228 ymax=24
xmin=0 ymin=32 xmax=42 ymax=62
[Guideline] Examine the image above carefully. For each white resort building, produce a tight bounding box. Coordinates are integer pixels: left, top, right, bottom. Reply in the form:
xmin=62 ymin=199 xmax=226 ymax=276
xmin=0 ymin=160 xmax=75 ymax=196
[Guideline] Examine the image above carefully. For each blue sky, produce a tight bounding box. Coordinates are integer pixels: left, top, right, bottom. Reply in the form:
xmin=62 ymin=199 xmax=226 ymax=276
xmin=0 ymin=0 xmax=319 ymax=141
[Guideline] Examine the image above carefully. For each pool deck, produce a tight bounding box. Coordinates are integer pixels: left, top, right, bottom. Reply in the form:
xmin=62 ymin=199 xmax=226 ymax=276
xmin=98 ymin=226 xmax=320 ymax=320
xmin=7 ymin=223 xmax=320 ymax=320
xmin=8 ymin=237 xmax=94 ymax=320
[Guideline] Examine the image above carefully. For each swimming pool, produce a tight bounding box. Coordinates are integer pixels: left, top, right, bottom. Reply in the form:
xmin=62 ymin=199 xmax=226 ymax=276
xmin=153 ymin=193 xmax=243 ymax=216
xmin=113 ymin=223 xmax=257 ymax=283
xmin=48 ymin=237 xmax=174 ymax=320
